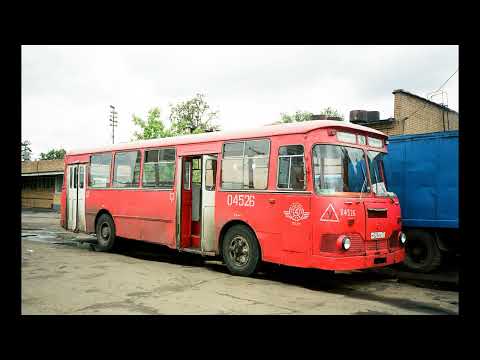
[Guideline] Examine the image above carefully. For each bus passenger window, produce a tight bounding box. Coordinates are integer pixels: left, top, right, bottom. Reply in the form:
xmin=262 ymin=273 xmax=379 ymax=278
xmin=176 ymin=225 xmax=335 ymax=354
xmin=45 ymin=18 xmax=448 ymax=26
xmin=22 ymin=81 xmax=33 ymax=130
xmin=221 ymin=139 xmax=270 ymax=190
xmin=89 ymin=153 xmax=112 ymax=188
xmin=143 ymin=148 xmax=176 ymax=188
xmin=113 ymin=151 xmax=141 ymax=188
xmin=277 ymin=145 xmax=305 ymax=190
xmin=205 ymin=159 xmax=217 ymax=191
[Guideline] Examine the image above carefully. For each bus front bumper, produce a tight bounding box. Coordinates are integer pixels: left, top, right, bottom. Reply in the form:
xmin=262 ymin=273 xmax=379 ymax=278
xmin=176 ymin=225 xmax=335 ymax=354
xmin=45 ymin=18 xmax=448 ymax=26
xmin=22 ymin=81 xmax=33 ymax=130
xmin=311 ymin=249 xmax=405 ymax=271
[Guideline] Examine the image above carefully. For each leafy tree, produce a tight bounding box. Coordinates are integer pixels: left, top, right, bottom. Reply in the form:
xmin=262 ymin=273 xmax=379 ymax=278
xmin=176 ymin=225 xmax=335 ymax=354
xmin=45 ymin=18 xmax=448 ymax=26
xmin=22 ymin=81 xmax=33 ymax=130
xmin=39 ymin=148 xmax=66 ymax=160
xmin=279 ymin=111 xmax=314 ymax=123
xmin=169 ymin=93 xmax=220 ymax=135
xmin=21 ymin=140 xmax=32 ymax=161
xmin=132 ymin=107 xmax=172 ymax=140
xmin=319 ymin=107 xmax=344 ymax=120
xmin=278 ymin=107 xmax=344 ymax=123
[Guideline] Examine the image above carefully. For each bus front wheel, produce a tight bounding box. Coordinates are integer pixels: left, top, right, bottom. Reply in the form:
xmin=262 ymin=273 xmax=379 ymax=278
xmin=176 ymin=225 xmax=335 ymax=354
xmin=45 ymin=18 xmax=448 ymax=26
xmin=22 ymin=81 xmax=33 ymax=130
xmin=95 ymin=214 xmax=116 ymax=252
xmin=222 ymin=225 xmax=260 ymax=276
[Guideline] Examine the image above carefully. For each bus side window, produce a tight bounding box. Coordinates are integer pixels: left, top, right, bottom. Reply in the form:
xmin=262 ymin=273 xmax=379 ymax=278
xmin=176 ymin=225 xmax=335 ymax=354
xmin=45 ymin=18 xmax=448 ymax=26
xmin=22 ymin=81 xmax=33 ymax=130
xmin=277 ymin=145 xmax=305 ymax=190
xmin=221 ymin=139 xmax=270 ymax=190
xmin=205 ymin=159 xmax=217 ymax=191
xmin=89 ymin=153 xmax=113 ymax=188
xmin=143 ymin=148 xmax=176 ymax=188
xmin=113 ymin=150 xmax=141 ymax=188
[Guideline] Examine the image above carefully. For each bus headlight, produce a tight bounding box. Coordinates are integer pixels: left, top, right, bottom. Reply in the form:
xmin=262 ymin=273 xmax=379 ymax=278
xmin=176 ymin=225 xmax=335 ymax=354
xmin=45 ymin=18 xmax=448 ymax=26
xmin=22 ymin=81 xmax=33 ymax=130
xmin=399 ymin=232 xmax=407 ymax=245
xmin=342 ymin=237 xmax=351 ymax=250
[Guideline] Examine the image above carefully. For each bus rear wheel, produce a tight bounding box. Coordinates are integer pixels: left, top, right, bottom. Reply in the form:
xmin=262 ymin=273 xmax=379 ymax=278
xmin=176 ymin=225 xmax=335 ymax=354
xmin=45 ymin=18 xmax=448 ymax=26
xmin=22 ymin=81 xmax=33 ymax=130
xmin=222 ymin=225 xmax=260 ymax=276
xmin=95 ymin=214 xmax=116 ymax=252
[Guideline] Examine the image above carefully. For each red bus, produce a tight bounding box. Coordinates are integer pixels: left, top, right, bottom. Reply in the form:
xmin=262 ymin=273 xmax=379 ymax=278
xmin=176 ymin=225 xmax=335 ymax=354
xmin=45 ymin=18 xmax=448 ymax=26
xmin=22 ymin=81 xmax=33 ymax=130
xmin=61 ymin=120 xmax=406 ymax=276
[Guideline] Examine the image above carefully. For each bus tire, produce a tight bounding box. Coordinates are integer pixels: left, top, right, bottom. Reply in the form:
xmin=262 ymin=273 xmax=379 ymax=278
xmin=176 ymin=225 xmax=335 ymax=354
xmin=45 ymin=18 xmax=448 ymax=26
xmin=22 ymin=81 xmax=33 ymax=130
xmin=95 ymin=214 xmax=116 ymax=252
xmin=222 ymin=225 xmax=260 ymax=276
xmin=404 ymin=230 xmax=442 ymax=273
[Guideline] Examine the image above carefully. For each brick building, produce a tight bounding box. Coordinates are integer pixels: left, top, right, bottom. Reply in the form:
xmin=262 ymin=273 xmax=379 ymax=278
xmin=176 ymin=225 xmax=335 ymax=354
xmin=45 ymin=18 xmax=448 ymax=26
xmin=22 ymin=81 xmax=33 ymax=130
xmin=350 ymin=89 xmax=459 ymax=136
xmin=21 ymin=159 xmax=64 ymax=210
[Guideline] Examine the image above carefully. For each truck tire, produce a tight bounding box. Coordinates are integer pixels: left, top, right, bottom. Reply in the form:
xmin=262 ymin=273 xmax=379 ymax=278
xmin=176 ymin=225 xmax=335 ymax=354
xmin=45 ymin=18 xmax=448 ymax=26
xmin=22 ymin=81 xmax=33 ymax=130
xmin=94 ymin=214 xmax=116 ymax=252
xmin=222 ymin=225 xmax=260 ymax=276
xmin=404 ymin=230 xmax=442 ymax=273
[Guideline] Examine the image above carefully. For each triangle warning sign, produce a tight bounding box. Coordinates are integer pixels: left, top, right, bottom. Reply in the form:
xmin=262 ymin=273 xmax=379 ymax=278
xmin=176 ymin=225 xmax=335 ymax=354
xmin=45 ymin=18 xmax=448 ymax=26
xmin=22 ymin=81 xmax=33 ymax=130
xmin=320 ymin=203 xmax=339 ymax=222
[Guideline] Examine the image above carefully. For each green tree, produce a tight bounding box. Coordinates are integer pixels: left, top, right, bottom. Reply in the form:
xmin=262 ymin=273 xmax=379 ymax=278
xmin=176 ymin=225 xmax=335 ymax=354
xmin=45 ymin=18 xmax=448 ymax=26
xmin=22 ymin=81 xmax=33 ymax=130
xmin=21 ymin=140 xmax=32 ymax=161
xmin=319 ymin=107 xmax=344 ymax=120
xmin=279 ymin=110 xmax=313 ymax=123
xmin=169 ymin=93 xmax=220 ymax=135
xmin=39 ymin=148 xmax=66 ymax=160
xmin=132 ymin=107 xmax=172 ymax=140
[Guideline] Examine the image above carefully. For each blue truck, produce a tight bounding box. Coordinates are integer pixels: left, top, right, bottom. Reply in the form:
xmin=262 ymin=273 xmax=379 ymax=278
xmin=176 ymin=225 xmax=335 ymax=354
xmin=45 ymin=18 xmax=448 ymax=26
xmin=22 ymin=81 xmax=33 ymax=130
xmin=383 ymin=131 xmax=459 ymax=272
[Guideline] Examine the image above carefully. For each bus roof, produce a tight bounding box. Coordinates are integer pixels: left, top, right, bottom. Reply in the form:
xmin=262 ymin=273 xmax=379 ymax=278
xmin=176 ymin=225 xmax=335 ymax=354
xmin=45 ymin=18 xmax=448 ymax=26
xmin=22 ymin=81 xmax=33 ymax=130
xmin=67 ymin=120 xmax=387 ymax=156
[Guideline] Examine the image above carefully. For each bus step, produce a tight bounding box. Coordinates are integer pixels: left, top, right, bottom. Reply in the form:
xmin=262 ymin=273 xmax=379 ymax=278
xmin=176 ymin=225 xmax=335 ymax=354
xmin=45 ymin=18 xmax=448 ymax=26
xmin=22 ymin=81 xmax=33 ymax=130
xmin=181 ymin=247 xmax=216 ymax=257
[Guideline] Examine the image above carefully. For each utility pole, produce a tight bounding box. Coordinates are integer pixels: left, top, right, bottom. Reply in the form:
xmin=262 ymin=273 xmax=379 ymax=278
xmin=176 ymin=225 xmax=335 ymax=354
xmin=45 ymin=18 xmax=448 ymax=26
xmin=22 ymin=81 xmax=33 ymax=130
xmin=109 ymin=105 xmax=118 ymax=144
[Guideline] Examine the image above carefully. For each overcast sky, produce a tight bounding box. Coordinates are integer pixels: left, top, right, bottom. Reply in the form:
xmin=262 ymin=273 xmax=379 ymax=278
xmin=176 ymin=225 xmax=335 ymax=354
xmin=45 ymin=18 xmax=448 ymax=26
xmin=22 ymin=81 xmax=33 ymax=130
xmin=21 ymin=45 xmax=458 ymax=159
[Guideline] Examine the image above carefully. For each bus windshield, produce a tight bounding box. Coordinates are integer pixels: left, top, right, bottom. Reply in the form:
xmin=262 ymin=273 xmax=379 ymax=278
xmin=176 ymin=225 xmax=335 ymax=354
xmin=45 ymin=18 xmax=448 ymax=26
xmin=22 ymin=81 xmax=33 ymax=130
xmin=313 ymin=144 xmax=368 ymax=194
xmin=367 ymin=151 xmax=388 ymax=195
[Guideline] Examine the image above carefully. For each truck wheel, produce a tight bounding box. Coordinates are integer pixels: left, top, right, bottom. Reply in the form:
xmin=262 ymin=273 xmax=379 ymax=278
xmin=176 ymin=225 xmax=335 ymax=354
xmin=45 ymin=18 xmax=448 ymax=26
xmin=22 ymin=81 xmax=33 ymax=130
xmin=95 ymin=214 xmax=116 ymax=252
xmin=222 ymin=225 xmax=260 ymax=276
xmin=404 ymin=230 xmax=442 ymax=273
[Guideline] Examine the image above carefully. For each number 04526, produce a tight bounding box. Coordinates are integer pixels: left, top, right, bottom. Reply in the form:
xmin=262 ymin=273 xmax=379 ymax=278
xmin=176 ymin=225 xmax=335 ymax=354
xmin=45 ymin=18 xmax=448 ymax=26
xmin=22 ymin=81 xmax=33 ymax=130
xmin=227 ymin=194 xmax=255 ymax=207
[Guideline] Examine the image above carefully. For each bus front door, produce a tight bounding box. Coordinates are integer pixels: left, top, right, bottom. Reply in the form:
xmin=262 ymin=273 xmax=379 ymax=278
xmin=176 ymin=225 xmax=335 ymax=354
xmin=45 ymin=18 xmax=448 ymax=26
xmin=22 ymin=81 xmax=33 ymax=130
xmin=201 ymin=155 xmax=217 ymax=252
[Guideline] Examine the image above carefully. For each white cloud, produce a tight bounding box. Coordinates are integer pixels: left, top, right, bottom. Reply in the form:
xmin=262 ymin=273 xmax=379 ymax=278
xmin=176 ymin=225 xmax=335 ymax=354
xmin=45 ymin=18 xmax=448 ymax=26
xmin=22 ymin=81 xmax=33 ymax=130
xmin=21 ymin=45 xmax=459 ymax=158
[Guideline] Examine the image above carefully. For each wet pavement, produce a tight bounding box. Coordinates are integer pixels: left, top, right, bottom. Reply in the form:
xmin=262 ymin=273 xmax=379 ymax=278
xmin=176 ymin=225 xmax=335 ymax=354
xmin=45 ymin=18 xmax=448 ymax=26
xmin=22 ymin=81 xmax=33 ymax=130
xmin=21 ymin=210 xmax=459 ymax=315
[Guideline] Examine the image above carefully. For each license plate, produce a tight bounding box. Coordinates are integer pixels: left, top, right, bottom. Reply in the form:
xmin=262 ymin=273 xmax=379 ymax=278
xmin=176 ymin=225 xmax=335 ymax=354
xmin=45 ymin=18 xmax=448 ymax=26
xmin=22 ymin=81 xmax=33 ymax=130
xmin=371 ymin=232 xmax=385 ymax=239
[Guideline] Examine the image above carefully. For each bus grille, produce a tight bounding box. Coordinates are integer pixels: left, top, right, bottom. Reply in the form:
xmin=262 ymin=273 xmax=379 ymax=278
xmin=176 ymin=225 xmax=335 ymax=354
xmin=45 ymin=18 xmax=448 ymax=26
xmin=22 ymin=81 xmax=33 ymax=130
xmin=365 ymin=239 xmax=388 ymax=251
xmin=320 ymin=233 xmax=365 ymax=256
xmin=388 ymin=231 xmax=400 ymax=249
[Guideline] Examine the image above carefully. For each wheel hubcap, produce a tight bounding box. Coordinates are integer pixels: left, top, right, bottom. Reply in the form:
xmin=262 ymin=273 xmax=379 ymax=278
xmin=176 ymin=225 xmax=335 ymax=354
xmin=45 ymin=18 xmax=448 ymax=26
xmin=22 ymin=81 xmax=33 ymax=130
xmin=100 ymin=223 xmax=110 ymax=242
xmin=229 ymin=236 xmax=250 ymax=267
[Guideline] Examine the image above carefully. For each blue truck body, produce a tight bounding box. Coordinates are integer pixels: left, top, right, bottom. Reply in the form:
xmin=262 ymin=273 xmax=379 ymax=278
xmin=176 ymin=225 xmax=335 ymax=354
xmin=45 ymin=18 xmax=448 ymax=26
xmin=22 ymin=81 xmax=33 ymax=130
xmin=384 ymin=131 xmax=459 ymax=229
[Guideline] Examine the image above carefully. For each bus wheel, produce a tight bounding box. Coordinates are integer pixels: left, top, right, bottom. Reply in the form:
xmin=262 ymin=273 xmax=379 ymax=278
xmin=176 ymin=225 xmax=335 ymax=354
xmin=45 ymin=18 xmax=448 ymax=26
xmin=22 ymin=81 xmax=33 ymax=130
xmin=95 ymin=214 xmax=116 ymax=252
xmin=222 ymin=225 xmax=260 ymax=276
xmin=404 ymin=230 xmax=442 ymax=273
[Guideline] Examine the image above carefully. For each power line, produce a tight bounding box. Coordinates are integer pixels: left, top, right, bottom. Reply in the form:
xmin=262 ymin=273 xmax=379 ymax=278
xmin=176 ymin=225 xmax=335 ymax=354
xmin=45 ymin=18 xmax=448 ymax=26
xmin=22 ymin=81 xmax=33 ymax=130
xmin=400 ymin=67 xmax=458 ymax=131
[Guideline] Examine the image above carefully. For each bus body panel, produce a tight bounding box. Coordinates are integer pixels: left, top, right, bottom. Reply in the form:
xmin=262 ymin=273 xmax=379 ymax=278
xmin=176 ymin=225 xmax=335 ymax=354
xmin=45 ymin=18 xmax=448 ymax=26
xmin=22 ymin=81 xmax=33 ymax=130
xmin=311 ymin=195 xmax=367 ymax=257
xmin=85 ymin=188 xmax=176 ymax=248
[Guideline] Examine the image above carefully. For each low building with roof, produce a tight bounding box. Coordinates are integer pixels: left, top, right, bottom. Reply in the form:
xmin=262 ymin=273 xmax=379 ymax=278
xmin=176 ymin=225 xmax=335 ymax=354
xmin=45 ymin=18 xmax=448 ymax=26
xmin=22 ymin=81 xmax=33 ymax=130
xmin=22 ymin=159 xmax=64 ymax=210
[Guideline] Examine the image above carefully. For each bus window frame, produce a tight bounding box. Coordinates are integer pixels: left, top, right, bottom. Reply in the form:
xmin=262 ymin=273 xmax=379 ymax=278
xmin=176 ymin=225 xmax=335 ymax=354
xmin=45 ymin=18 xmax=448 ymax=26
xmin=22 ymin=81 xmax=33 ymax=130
xmin=276 ymin=144 xmax=306 ymax=191
xmin=311 ymin=141 xmax=380 ymax=198
xmin=112 ymin=149 xmax=142 ymax=189
xmin=88 ymin=152 xmax=113 ymax=189
xmin=141 ymin=147 xmax=177 ymax=191
xmin=220 ymin=138 xmax=271 ymax=192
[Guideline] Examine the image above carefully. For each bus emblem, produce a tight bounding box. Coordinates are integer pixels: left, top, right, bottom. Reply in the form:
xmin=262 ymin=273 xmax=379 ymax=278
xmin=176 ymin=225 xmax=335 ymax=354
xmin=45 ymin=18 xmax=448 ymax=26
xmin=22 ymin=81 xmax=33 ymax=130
xmin=284 ymin=203 xmax=310 ymax=223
